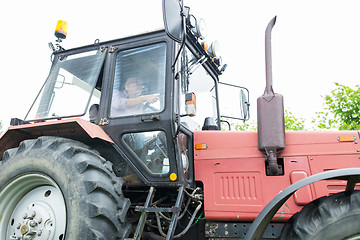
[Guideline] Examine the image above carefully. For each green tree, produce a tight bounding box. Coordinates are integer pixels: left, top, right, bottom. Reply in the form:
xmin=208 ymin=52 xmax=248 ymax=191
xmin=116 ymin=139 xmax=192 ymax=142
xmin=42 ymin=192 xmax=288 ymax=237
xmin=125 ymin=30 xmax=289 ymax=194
xmin=223 ymin=110 xmax=306 ymax=131
xmin=312 ymin=111 xmax=338 ymax=130
xmin=313 ymin=83 xmax=360 ymax=130
xmin=232 ymin=120 xmax=257 ymax=131
xmin=221 ymin=119 xmax=256 ymax=131
xmin=284 ymin=110 xmax=306 ymax=131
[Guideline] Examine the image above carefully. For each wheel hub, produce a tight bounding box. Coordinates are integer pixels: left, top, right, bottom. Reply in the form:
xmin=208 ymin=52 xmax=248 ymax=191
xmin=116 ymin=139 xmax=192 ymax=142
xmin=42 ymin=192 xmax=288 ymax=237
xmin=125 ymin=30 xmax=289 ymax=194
xmin=0 ymin=174 xmax=66 ymax=240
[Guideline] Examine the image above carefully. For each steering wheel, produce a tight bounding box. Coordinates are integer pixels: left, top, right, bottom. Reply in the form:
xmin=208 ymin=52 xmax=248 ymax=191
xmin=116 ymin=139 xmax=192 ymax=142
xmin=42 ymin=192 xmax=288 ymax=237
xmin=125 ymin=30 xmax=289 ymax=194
xmin=143 ymin=102 xmax=159 ymax=112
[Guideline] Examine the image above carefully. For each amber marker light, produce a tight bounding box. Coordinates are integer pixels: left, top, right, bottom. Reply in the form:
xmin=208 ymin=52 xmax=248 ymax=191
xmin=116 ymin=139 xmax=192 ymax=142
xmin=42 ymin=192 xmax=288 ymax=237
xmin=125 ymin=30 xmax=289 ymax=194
xmin=170 ymin=173 xmax=177 ymax=181
xmin=338 ymin=135 xmax=356 ymax=142
xmin=195 ymin=144 xmax=208 ymax=150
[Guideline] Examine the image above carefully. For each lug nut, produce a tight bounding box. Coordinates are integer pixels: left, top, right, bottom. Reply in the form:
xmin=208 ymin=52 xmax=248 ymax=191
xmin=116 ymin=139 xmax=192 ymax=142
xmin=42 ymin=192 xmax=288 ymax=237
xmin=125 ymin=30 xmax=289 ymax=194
xmin=16 ymin=223 xmax=21 ymax=229
xmin=23 ymin=213 xmax=28 ymax=219
xmin=29 ymin=220 xmax=37 ymax=227
xmin=38 ymin=218 xmax=42 ymax=224
xmin=37 ymin=230 xmax=42 ymax=236
xmin=30 ymin=211 xmax=36 ymax=218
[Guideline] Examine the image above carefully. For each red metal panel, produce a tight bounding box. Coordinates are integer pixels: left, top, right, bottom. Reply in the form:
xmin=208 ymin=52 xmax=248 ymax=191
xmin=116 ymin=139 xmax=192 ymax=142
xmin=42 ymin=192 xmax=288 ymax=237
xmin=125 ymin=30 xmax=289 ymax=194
xmin=309 ymin=155 xmax=360 ymax=198
xmin=290 ymin=171 xmax=313 ymax=205
xmin=194 ymin=130 xmax=360 ymax=222
xmin=0 ymin=118 xmax=113 ymax=159
xmin=6 ymin=118 xmax=113 ymax=143
xmin=214 ymin=172 xmax=263 ymax=205
xmin=195 ymin=157 xmax=309 ymax=221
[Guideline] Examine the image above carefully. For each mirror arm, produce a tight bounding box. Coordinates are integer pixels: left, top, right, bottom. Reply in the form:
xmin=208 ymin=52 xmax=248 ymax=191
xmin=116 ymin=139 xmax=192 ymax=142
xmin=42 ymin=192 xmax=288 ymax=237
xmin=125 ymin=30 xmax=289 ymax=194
xmin=188 ymin=55 xmax=207 ymax=75
xmin=220 ymin=119 xmax=231 ymax=131
xmin=218 ymin=82 xmax=251 ymax=121
xmin=173 ymin=0 xmax=187 ymax=137
xmin=171 ymin=1 xmax=187 ymax=72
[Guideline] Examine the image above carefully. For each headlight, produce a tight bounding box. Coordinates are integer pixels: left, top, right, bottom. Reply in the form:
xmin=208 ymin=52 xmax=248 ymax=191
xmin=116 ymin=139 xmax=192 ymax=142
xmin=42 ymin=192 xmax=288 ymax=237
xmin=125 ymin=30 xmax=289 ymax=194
xmin=190 ymin=18 xmax=207 ymax=40
xmin=208 ymin=40 xmax=220 ymax=58
xmin=195 ymin=18 xmax=207 ymax=40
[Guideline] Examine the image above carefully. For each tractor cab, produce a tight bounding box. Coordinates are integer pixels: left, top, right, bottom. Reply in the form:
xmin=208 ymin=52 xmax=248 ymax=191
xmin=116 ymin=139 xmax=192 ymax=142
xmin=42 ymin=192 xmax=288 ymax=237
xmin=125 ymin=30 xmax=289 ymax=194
xmin=20 ymin=1 xmax=248 ymax=189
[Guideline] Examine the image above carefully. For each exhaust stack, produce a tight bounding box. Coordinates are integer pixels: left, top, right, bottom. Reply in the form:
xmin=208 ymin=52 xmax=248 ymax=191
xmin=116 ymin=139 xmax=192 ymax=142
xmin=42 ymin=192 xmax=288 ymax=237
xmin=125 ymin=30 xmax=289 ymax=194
xmin=257 ymin=16 xmax=285 ymax=176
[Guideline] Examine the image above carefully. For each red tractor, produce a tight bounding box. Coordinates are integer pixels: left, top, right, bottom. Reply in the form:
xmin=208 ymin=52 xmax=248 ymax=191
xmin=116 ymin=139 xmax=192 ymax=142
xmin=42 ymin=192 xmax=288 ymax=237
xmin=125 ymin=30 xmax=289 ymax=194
xmin=1 ymin=1 xmax=360 ymax=239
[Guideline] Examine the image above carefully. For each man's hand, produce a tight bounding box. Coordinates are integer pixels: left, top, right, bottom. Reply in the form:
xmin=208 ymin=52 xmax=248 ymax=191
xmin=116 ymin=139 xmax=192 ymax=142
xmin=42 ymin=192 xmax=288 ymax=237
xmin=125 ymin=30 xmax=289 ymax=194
xmin=144 ymin=94 xmax=160 ymax=103
xmin=126 ymin=94 xmax=159 ymax=107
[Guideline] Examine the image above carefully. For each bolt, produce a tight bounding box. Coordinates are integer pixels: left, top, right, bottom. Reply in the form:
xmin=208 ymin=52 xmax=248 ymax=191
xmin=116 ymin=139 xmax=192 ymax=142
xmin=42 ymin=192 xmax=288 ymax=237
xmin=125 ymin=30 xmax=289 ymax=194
xmin=225 ymin=230 xmax=229 ymax=236
xmin=16 ymin=223 xmax=21 ymax=229
xmin=23 ymin=213 xmax=28 ymax=219
xmin=357 ymin=150 xmax=360 ymax=152
xmin=38 ymin=218 xmax=42 ymax=224
xmin=30 ymin=211 xmax=36 ymax=218
xmin=310 ymin=157 xmax=314 ymax=160
xmin=37 ymin=230 xmax=42 ymax=236
xmin=224 ymin=224 xmax=228 ymax=228
xmin=29 ymin=220 xmax=37 ymax=227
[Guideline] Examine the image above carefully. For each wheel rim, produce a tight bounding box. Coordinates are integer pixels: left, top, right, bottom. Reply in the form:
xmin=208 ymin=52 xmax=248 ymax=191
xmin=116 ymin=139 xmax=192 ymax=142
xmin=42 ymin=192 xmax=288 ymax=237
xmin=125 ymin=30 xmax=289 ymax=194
xmin=345 ymin=235 xmax=360 ymax=240
xmin=0 ymin=173 xmax=66 ymax=240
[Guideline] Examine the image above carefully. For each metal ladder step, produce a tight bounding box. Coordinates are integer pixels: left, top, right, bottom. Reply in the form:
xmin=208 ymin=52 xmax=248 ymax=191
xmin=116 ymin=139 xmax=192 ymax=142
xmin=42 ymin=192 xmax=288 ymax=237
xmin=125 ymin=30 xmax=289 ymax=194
xmin=135 ymin=206 xmax=181 ymax=213
xmin=125 ymin=185 xmax=185 ymax=240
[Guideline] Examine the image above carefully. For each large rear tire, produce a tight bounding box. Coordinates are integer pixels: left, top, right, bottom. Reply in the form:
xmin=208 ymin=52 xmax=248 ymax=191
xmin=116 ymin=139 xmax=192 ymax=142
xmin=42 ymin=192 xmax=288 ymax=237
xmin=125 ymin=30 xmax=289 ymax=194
xmin=0 ymin=136 xmax=131 ymax=240
xmin=280 ymin=191 xmax=360 ymax=240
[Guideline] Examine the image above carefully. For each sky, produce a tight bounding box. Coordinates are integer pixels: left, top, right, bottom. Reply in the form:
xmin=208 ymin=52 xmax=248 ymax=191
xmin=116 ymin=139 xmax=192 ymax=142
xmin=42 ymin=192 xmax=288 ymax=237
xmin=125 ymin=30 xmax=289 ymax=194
xmin=1 ymin=0 xmax=359 ymax=130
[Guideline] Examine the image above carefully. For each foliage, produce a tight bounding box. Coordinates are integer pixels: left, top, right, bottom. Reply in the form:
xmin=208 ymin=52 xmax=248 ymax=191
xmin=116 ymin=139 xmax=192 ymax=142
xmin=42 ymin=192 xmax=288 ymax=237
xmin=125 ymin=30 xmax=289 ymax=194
xmin=221 ymin=120 xmax=257 ymax=131
xmin=223 ymin=110 xmax=305 ymax=131
xmin=312 ymin=83 xmax=360 ymax=130
xmin=284 ymin=110 xmax=306 ymax=131
xmin=232 ymin=120 xmax=257 ymax=131
xmin=311 ymin=111 xmax=339 ymax=130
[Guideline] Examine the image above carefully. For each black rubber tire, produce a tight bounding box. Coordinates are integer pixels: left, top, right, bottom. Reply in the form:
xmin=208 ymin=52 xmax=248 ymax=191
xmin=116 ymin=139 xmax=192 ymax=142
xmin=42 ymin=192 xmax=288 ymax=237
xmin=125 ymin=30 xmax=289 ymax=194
xmin=279 ymin=191 xmax=360 ymax=240
xmin=0 ymin=136 xmax=131 ymax=240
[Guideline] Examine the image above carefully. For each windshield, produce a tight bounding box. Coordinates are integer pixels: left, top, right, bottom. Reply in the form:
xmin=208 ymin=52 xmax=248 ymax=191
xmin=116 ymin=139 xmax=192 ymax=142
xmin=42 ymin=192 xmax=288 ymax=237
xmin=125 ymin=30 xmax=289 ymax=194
xmin=25 ymin=49 xmax=106 ymax=121
xmin=180 ymin=47 xmax=218 ymax=131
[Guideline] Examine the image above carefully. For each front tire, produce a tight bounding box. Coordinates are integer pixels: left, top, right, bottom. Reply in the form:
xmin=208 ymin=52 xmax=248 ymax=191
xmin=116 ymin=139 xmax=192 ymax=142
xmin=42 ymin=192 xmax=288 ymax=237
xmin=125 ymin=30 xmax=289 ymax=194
xmin=280 ymin=191 xmax=360 ymax=240
xmin=0 ymin=136 xmax=131 ymax=240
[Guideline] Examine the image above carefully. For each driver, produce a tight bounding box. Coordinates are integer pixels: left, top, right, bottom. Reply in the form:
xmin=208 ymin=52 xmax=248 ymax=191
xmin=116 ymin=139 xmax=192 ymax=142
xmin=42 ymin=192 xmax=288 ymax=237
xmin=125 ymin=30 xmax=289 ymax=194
xmin=111 ymin=77 xmax=159 ymax=116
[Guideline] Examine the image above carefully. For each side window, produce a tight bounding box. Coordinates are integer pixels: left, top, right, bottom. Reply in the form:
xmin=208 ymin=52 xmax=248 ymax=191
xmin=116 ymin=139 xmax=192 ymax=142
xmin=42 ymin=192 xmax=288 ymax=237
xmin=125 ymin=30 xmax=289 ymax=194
xmin=180 ymin=48 xmax=218 ymax=131
xmin=110 ymin=43 xmax=167 ymax=117
xmin=122 ymin=131 xmax=169 ymax=174
xmin=178 ymin=133 xmax=190 ymax=178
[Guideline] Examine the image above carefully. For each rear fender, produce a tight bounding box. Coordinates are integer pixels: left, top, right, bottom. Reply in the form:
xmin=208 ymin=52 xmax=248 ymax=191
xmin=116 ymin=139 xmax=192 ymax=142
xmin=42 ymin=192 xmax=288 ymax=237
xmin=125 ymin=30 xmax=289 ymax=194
xmin=0 ymin=118 xmax=113 ymax=160
xmin=245 ymin=168 xmax=360 ymax=240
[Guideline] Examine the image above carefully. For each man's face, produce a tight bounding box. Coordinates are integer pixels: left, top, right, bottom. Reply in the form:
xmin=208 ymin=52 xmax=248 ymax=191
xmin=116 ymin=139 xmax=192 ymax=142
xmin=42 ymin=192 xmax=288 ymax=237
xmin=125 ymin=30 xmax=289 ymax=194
xmin=126 ymin=81 xmax=143 ymax=97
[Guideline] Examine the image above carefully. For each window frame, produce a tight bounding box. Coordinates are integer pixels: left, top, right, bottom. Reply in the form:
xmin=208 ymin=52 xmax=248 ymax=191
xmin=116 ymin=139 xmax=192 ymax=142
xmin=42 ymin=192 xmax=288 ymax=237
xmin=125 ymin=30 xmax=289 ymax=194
xmin=109 ymin=42 xmax=168 ymax=119
xmin=100 ymin=32 xmax=182 ymax=185
xmin=25 ymin=47 xmax=107 ymax=122
xmin=177 ymin=42 xmax=221 ymax=132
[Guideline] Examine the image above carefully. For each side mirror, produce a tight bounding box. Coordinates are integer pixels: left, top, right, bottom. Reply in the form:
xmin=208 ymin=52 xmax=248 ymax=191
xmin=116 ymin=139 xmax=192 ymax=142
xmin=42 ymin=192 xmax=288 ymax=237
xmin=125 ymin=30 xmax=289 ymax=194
xmin=162 ymin=0 xmax=184 ymax=42
xmin=218 ymin=82 xmax=250 ymax=122
xmin=240 ymin=89 xmax=250 ymax=121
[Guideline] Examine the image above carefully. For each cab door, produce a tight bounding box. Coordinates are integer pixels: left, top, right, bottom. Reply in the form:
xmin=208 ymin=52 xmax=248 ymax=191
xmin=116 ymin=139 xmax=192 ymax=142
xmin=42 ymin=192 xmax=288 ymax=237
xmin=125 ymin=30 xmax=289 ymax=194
xmin=101 ymin=31 xmax=181 ymax=186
